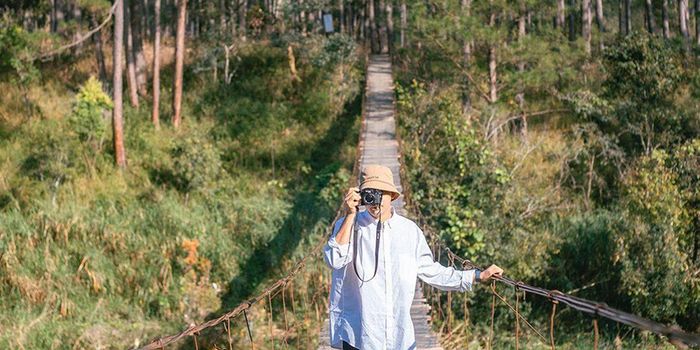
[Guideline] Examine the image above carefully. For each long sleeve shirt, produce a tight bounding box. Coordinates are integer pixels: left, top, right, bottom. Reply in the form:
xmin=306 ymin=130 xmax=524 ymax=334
xmin=323 ymin=208 xmax=477 ymax=349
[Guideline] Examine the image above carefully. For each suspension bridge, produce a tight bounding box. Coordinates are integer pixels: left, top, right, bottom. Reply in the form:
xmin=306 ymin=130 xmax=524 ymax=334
xmin=134 ymin=55 xmax=700 ymax=350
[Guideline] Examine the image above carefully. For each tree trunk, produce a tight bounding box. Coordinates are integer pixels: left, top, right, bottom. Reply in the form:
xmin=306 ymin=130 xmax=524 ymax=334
xmin=644 ymin=0 xmax=656 ymax=34
xmin=619 ymin=0 xmax=624 ymax=34
xmin=583 ymin=0 xmax=592 ymax=54
xmin=679 ymin=0 xmax=690 ymax=51
xmin=488 ymin=10 xmax=497 ymax=104
xmin=339 ymin=0 xmax=345 ymax=33
xmin=92 ymin=15 xmax=109 ymax=87
xmin=400 ymin=0 xmax=407 ymax=47
xmin=347 ymin=2 xmax=354 ymax=36
xmin=220 ymin=0 xmax=227 ymax=34
xmin=51 ymin=0 xmax=59 ymax=32
xmin=568 ymin=0 xmax=576 ymax=41
xmin=385 ymin=0 xmax=393 ymax=53
xmin=461 ymin=0 xmax=471 ymax=116
xmin=595 ymin=0 xmax=606 ymax=32
xmin=696 ymin=0 xmax=700 ymax=44
xmin=369 ymin=0 xmax=380 ymax=53
xmin=625 ymin=0 xmax=631 ymax=34
xmin=517 ymin=5 xmax=527 ymax=138
xmin=557 ymin=0 xmax=565 ymax=29
xmin=300 ymin=0 xmax=307 ymax=35
xmin=229 ymin=0 xmax=237 ymax=36
xmin=377 ymin=0 xmax=388 ymax=52
xmin=662 ymin=0 xmax=671 ymax=38
xmin=131 ymin=0 xmax=148 ymax=96
xmin=113 ymin=0 xmax=127 ymax=168
xmin=124 ymin=0 xmax=139 ymax=108
xmin=172 ymin=0 xmax=187 ymax=129
xmin=152 ymin=0 xmax=161 ymax=129
xmin=362 ymin=2 xmax=368 ymax=42
xmin=238 ymin=0 xmax=247 ymax=39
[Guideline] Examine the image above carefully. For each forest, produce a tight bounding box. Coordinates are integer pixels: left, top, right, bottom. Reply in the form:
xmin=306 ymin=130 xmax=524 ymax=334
xmin=0 ymin=0 xmax=698 ymax=348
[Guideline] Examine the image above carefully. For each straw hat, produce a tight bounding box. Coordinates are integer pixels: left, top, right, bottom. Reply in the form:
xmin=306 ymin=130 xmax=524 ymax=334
xmin=360 ymin=164 xmax=401 ymax=201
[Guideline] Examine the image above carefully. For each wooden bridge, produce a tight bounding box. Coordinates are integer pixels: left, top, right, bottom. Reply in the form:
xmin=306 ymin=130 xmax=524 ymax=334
xmin=317 ymin=54 xmax=442 ymax=349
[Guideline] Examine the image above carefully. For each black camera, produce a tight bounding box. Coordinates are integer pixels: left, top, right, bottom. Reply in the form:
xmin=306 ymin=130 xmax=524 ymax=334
xmin=360 ymin=188 xmax=383 ymax=206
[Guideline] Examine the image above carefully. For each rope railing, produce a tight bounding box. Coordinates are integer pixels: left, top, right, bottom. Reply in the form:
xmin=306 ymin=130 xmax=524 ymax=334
xmin=397 ymin=160 xmax=700 ymax=348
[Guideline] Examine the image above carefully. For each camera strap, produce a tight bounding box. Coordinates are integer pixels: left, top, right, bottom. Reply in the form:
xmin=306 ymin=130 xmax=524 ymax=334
xmin=352 ymin=207 xmax=382 ymax=283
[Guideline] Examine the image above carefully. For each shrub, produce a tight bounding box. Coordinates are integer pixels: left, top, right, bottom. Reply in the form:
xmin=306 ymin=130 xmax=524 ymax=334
xmin=69 ymin=76 xmax=112 ymax=149
xmin=312 ymin=34 xmax=356 ymax=69
xmin=171 ymin=137 xmax=222 ymax=194
xmin=615 ymin=150 xmax=694 ymax=322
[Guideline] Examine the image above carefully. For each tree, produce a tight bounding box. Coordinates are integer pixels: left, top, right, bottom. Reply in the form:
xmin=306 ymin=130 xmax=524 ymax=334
xmin=400 ymin=0 xmax=407 ymax=47
xmin=385 ymin=0 xmax=393 ymax=53
xmin=130 ymin=0 xmax=148 ymax=96
xmin=90 ymin=14 xmax=108 ymax=86
xmin=696 ymin=0 xmax=700 ymax=44
xmin=172 ymin=0 xmax=187 ymax=129
xmin=368 ymin=0 xmax=379 ymax=53
xmin=644 ymin=0 xmax=656 ymax=34
xmin=557 ymin=0 xmax=565 ymax=29
xmin=124 ymin=0 xmax=139 ymax=107
xmin=679 ymin=0 xmax=690 ymax=52
xmin=488 ymin=2 xmax=497 ymax=103
xmin=113 ymin=0 xmax=127 ymax=168
xmin=582 ymin=0 xmax=592 ymax=54
xmin=594 ymin=0 xmax=605 ymax=33
xmin=152 ymin=0 xmax=161 ymax=129
xmin=662 ymin=0 xmax=671 ymax=38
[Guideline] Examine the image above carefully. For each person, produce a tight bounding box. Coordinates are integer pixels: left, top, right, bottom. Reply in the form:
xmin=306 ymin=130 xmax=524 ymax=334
xmin=323 ymin=164 xmax=504 ymax=350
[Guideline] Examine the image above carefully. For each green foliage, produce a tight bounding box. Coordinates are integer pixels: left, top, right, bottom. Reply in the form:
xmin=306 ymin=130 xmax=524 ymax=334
xmin=170 ymin=136 xmax=222 ymax=194
xmin=20 ymin=121 xmax=80 ymax=185
xmin=68 ymin=76 xmax=112 ymax=148
xmin=0 ymin=24 xmax=39 ymax=85
xmin=311 ymin=34 xmax=357 ymax=68
xmin=601 ymin=33 xmax=687 ymax=154
xmin=397 ymin=80 xmax=507 ymax=258
xmin=615 ymin=150 xmax=695 ymax=322
xmin=546 ymin=211 xmax=623 ymax=306
xmin=1 ymin=37 xmax=361 ymax=349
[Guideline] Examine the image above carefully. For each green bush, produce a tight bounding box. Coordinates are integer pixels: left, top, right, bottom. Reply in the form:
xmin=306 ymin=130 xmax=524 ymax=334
xmin=68 ymin=76 xmax=112 ymax=148
xmin=170 ymin=137 xmax=222 ymax=194
xmin=312 ymin=34 xmax=357 ymax=69
xmin=615 ymin=150 xmax=694 ymax=322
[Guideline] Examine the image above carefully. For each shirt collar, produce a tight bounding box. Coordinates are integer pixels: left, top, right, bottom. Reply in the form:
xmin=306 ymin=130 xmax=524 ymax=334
xmin=363 ymin=206 xmax=398 ymax=229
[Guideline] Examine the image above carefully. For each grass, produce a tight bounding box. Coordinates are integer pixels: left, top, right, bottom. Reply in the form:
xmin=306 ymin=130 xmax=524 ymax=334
xmin=0 ymin=35 xmax=363 ymax=349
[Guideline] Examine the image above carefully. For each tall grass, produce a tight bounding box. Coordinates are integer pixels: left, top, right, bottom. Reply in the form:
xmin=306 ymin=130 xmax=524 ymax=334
xmin=0 ymin=35 xmax=362 ymax=349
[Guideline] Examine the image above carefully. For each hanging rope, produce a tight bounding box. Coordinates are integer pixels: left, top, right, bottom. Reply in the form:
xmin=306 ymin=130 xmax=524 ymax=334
xmin=243 ymin=309 xmax=254 ymax=349
xmin=489 ymin=281 xmax=496 ymax=350
xmin=549 ymin=301 xmax=558 ymax=350
xmin=268 ymin=294 xmax=275 ymax=349
xmin=225 ymin=318 xmax=233 ymax=350
xmin=514 ymin=286 xmax=520 ymax=350
xmin=281 ymin=283 xmax=290 ymax=348
xmin=593 ymin=318 xmax=599 ymax=350
xmin=489 ymin=285 xmax=548 ymax=344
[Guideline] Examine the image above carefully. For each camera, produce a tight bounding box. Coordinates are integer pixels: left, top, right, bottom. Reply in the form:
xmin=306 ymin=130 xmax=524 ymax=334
xmin=360 ymin=188 xmax=383 ymax=206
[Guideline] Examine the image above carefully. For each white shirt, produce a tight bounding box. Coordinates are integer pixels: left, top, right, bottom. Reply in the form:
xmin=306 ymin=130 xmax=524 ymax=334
xmin=323 ymin=208 xmax=476 ymax=349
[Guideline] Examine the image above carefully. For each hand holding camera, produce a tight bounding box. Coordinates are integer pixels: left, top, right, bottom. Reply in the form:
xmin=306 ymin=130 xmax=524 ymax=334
xmin=343 ymin=187 xmax=385 ymax=215
xmin=344 ymin=188 xmax=361 ymax=214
